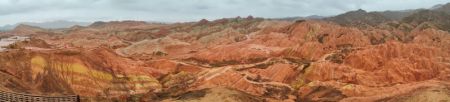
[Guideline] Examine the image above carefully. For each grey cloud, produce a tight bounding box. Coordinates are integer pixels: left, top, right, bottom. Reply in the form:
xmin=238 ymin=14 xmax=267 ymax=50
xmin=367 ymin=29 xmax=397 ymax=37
xmin=1 ymin=0 xmax=449 ymax=25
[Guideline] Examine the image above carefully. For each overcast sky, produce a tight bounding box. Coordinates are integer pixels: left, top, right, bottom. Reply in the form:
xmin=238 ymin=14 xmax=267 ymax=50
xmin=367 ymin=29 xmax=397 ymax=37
xmin=1 ymin=0 xmax=449 ymax=26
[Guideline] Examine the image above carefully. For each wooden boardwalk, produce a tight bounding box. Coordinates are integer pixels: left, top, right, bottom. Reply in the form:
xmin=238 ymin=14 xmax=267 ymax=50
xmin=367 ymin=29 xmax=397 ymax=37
xmin=0 ymin=91 xmax=79 ymax=102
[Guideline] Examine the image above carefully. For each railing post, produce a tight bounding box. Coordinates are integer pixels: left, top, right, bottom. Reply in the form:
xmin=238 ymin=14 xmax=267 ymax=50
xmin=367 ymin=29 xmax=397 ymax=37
xmin=77 ymin=95 xmax=81 ymax=102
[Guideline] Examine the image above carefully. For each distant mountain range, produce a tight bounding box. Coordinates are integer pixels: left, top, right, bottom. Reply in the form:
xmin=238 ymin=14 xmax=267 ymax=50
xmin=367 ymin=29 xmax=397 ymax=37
xmin=0 ymin=20 xmax=91 ymax=31
xmin=270 ymin=15 xmax=326 ymax=21
xmin=2 ymin=3 xmax=449 ymax=32
xmin=323 ymin=2 xmax=450 ymax=29
xmin=274 ymin=3 xmax=450 ymax=24
xmin=325 ymin=9 xmax=392 ymax=27
xmin=375 ymin=3 xmax=450 ymax=20
xmin=433 ymin=3 xmax=450 ymax=14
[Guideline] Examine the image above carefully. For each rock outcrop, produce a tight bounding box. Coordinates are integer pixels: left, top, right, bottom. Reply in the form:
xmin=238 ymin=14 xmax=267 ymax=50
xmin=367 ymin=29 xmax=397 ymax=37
xmin=1 ymin=4 xmax=450 ymax=101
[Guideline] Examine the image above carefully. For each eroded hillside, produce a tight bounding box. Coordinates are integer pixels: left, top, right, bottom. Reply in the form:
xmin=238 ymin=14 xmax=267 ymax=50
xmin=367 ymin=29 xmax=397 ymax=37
xmin=0 ymin=13 xmax=450 ymax=102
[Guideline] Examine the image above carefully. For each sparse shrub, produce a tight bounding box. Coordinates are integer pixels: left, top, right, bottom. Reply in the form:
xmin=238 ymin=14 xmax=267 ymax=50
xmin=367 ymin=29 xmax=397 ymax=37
xmin=5 ymin=43 xmax=20 ymax=49
xmin=153 ymin=51 xmax=168 ymax=56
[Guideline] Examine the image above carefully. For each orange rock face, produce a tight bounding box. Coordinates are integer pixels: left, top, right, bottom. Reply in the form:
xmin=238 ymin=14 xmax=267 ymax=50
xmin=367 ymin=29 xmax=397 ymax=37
xmin=1 ymin=18 xmax=450 ymax=102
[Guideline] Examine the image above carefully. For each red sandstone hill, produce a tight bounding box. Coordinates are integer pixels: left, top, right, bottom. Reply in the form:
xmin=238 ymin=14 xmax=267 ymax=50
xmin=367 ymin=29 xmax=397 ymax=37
xmin=1 ymin=3 xmax=450 ymax=101
xmin=11 ymin=24 xmax=48 ymax=35
xmin=1 ymin=18 xmax=448 ymax=101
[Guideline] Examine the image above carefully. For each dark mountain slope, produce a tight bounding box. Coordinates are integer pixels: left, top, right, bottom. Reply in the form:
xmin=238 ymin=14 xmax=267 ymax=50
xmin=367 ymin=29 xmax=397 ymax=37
xmin=325 ymin=9 xmax=392 ymax=27
xmin=402 ymin=10 xmax=450 ymax=31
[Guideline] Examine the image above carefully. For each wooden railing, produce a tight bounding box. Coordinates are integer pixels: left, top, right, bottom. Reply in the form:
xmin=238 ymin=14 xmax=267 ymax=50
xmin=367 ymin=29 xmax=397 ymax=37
xmin=0 ymin=91 xmax=79 ymax=102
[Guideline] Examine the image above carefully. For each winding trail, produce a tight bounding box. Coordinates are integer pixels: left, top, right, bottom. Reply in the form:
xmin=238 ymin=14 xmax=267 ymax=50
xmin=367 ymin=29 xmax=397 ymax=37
xmin=183 ymin=57 xmax=309 ymax=92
